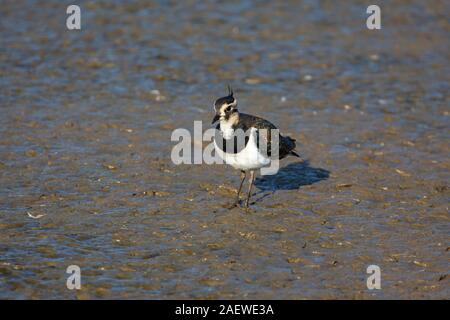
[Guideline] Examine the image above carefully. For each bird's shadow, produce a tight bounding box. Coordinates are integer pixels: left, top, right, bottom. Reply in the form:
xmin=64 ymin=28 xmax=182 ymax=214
xmin=252 ymin=160 xmax=330 ymax=201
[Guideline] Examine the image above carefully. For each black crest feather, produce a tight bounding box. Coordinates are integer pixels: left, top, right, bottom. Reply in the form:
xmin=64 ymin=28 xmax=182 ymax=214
xmin=227 ymin=85 xmax=234 ymax=97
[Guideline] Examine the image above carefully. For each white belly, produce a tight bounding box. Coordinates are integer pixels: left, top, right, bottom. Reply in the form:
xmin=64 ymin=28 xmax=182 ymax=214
xmin=214 ymin=127 xmax=271 ymax=170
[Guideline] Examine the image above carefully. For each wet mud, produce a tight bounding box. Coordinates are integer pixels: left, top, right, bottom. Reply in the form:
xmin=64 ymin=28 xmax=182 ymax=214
xmin=0 ymin=1 xmax=449 ymax=299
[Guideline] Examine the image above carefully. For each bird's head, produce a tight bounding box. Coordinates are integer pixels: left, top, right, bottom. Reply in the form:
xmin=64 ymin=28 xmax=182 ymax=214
xmin=212 ymin=85 xmax=238 ymax=124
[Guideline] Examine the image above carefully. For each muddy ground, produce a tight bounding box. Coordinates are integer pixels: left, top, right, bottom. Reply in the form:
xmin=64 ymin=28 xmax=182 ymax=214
xmin=0 ymin=1 xmax=448 ymax=299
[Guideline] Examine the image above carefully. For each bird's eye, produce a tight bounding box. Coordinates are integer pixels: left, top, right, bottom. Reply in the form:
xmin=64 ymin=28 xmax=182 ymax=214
xmin=225 ymin=106 xmax=232 ymax=112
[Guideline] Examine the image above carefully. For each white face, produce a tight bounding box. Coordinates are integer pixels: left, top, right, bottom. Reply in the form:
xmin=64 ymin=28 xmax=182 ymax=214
xmin=217 ymin=99 xmax=237 ymax=117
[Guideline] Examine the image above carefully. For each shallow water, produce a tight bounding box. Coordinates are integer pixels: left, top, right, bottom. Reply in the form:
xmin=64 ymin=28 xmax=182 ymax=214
xmin=0 ymin=1 xmax=449 ymax=299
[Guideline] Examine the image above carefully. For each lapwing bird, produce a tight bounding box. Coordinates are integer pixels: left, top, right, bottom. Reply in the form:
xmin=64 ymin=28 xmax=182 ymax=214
xmin=212 ymin=86 xmax=300 ymax=208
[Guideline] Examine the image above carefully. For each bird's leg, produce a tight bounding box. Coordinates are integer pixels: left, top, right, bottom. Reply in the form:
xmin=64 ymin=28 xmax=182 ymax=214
xmin=233 ymin=170 xmax=246 ymax=207
xmin=245 ymin=170 xmax=255 ymax=208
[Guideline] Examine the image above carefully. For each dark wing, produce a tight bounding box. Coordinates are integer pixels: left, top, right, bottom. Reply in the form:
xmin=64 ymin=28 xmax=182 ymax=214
xmin=237 ymin=113 xmax=298 ymax=159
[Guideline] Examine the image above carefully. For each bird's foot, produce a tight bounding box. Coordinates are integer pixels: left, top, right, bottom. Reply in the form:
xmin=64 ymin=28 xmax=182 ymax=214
xmin=243 ymin=205 xmax=255 ymax=213
xmin=226 ymin=200 xmax=240 ymax=209
xmin=225 ymin=198 xmax=254 ymax=210
xmin=244 ymin=199 xmax=256 ymax=209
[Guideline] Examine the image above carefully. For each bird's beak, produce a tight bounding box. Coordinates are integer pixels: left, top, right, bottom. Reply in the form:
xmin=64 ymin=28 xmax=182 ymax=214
xmin=211 ymin=114 xmax=220 ymax=124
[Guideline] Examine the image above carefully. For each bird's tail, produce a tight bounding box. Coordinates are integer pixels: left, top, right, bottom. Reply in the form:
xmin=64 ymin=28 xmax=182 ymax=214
xmin=290 ymin=150 xmax=300 ymax=158
xmin=286 ymin=136 xmax=301 ymax=158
